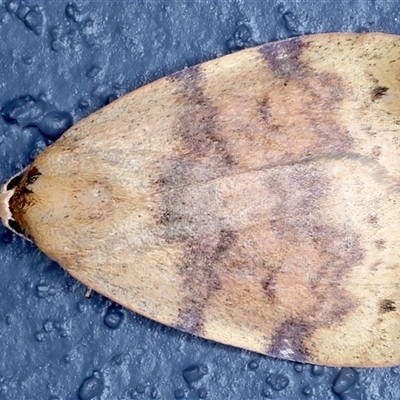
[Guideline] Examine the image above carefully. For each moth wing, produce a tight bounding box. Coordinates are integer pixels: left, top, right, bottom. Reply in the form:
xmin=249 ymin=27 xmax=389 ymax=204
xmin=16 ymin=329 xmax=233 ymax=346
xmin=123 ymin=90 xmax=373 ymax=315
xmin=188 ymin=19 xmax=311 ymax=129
xmin=10 ymin=32 xmax=400 ymax=367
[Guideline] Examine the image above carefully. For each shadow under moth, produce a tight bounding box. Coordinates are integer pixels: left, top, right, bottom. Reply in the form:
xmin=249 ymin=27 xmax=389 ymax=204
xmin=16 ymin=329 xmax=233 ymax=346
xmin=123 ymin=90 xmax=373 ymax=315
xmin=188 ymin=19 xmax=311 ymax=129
xmin=1 ymin=32 xmax=400 ymax=367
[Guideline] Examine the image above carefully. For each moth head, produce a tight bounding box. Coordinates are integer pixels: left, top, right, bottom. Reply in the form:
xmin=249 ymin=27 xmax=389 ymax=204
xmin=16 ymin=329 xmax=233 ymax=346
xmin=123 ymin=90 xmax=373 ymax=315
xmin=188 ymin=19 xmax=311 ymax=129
xmin=0 ymin=167 xmax=32 ymax=241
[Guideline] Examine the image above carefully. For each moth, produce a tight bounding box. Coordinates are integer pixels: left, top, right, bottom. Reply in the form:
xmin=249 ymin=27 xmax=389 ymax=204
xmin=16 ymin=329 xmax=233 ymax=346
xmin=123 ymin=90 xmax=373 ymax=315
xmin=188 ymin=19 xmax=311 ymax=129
xmin=1 ymin=32 xmax=400 ymax=368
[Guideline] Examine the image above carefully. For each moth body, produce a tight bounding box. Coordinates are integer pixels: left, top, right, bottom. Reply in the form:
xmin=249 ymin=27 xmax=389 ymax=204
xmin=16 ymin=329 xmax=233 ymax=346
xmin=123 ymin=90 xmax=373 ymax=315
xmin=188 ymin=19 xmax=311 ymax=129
xmin=2 ymin=32 xmax=400 ymax=367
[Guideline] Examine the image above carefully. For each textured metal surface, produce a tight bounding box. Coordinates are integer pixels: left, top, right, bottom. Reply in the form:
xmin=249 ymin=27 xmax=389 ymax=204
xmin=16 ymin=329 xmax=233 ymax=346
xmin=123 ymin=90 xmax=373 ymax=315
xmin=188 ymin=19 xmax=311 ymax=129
xmin=0 ymin=1 xmax=399 ymax=399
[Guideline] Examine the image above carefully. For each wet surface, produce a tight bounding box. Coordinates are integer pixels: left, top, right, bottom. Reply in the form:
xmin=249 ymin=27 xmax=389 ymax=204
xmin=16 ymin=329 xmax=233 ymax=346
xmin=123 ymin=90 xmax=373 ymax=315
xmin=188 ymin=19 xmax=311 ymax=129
xmin=0 ymin=1 xmax=399 ymax=399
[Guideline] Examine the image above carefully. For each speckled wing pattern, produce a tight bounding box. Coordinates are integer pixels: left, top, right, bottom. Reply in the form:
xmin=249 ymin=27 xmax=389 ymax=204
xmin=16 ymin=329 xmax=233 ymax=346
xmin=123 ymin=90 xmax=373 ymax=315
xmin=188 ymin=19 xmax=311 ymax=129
xmin=4 ymin=32 xmax=400 ymax=367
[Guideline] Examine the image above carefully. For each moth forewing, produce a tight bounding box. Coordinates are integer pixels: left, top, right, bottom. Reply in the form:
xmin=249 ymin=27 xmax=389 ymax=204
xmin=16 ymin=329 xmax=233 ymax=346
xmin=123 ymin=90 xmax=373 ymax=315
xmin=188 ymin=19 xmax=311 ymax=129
xmin=2 ymin=32 xmax=400 ymax=367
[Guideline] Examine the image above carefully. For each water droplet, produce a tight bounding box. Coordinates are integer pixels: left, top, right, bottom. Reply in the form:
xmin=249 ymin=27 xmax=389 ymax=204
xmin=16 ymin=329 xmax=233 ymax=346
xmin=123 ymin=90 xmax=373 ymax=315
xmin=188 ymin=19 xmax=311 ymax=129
xmin=23 ymin=9 xmax=43 ymax=35
xmin=15 ymin=4 xmax=29 ymax=20
xmin=183 ymin=365 xmax=208 ymax=384
xmin=135 ymin=347 xmax=145 ymax=356
xmin=2 ymin=95 xmax=45 ymax=127
xmin=43 ymin=320 xmax=53 ymax=332
xmin=282 ymin=11 xmax=304 ymax=35
xmin=332 ymin=368 xmax=357 ymax=394
xmin=6 ymin=0 xmax=19 ymax=14
xmin=104 ymin=306 xmax=124 ymax=329
xmin=59 ymin=330 xmax=68 ymax=338
xmin=294 ymin=363 xmax=304 ymax=372
xmin=36 ymin=284 xmax=50 ymax=298
xmin=234 ymin=25 xmax=251 ymax=45
xmin=392 ymin=366 xmax=400 ymax=374
xmin=65 ymin=3 xmax=80 ymax=22
xmin=136 ymin=383 xmax=146 ymax=394
xmin=198 ymin=387 xmax=207 ymax=398
xmin=266 ymin=373 xmax=289 ymax=391
xmin=261 ymin=388 xmax=272 ymax=398
xmin=77 ymin=301 xmax=87 ymax=313
xmin=302 ymin=385 xmax=313 ymax=396
xmin=174 ymin=388 xmax=186 ymax=399
xmin=78 ymin=99 xmax=90 ymax=109
xmin=1 ymin=232 xmax=13 ymax=244
xmin=248 ymin=360 xmax=259 ymax=370
xmin=226 ymin=24 xmax=255 ymax=52
xmin=78 ymin=370 xmax=104 ymax=400
xmin=311 ymin=365 xmax=325 ymax=376
xmin=112 ymin=354 xmax=124 ymax=365
xmin=86 ymin=65 xmax=101 ymax=79
xmin=35 ymin=111 xmax=73 ymax=139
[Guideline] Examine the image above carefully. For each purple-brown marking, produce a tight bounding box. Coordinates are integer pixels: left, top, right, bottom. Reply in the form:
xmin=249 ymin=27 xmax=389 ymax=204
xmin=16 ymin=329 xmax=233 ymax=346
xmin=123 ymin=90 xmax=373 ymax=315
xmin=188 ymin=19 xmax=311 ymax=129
xmin=174 ymin=230 xmax=238 ymax=335
xmin=258 ymin=37 xmax=353 ymax=161
xmin=264 ymin=164 xmax=362 ymax=361
xmin=268 ymin=319 xmax=311 ymax=363
xmin=156 ymin=67 xmax=240 ymax=334
xmin=160 ymin=65 xmax=235 ymax=189
xmin=259 ymin=37 xmax=308 ymax=80
xmin=154 ymin=36 xmax=363 ymax=361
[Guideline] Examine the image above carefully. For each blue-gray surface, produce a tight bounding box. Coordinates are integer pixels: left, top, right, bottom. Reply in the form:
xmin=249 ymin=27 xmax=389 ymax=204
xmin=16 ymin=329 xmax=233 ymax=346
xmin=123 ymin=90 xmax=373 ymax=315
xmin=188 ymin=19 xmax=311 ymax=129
xmin=0 ymin=1 xmax=399 ymax=399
